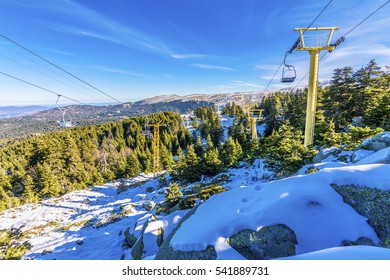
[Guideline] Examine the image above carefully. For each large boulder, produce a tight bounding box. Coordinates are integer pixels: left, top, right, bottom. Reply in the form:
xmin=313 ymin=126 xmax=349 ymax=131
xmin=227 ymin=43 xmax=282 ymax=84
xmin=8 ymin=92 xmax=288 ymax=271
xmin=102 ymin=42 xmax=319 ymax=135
xmin=331 ymin=184 xmax=390 ymax=247
xmin=124 ymin=227 xmax=137 ymax=248
xmin=351 ymin=149 xmax=375 ymax=163
xmin=313 ymin=147 xmax=341 ymax=163
xmin=361 ymin=132 xmax=390 ymax=151
xmin=228 ymin=224 xmax=297 ymax=260
xmin=131 ymin=220 xmax=149 ymax=259
xmin=155 ymin=206 xmax=217 ymax=260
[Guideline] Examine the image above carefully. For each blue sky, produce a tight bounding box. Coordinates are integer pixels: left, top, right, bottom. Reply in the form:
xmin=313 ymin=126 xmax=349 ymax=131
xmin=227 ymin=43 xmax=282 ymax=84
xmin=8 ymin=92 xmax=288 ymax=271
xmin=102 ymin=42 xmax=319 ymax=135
xmin=0 ymin=0 xmax=389 ymax=105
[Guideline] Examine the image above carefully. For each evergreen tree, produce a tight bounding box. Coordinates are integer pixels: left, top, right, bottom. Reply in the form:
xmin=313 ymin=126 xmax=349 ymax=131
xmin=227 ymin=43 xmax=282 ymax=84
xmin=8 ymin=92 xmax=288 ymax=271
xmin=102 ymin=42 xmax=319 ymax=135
xmin=123 ymin=151 xmax=142 ymax=178
xmin=193 ymin=115 xmax=198 ymax=128
xmin=200 ymin=135 xmax=222 ymax=176
xmin=220 ymin=137 xmax=239 ymax=167
xmin=165 ymin=182 xmax=183 ymax=207
xmin=193 ymin=136 xmax=203 ymax=157
xmin=261 ymin=123 xmax=315 ymax=177
xmin=34 ymin=163 xmax=61 ymax=198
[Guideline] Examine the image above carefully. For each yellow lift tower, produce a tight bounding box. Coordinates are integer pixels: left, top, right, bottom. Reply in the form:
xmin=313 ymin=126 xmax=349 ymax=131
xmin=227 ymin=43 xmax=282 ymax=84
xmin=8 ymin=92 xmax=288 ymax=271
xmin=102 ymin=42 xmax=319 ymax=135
xmin=244 ymin=105 xmax=264 ymax=140
xmin=142 ymin=120 xmax=166 ymax=177
xmin=294 ymin=27 xmax=339 ymax=146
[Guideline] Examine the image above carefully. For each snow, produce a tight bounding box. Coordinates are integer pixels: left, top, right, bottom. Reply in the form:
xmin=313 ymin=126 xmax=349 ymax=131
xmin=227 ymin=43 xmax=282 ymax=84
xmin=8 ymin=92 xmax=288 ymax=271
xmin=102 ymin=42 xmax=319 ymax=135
xmin=352 ymin=149 xmax=375 ymax=162
xmin=321 ymin=147 xmax=339 ymax=156
xmin=279 ymin=246 xmax=390 ymax=260
xmin=297 ymin=162 xmax=349 ymax=175
xmin=355 ymin=146 xmax=390 ymax=165
xmin=0 ymin=173 xmax=167 ymax=260
xmin=170 ymin=164 xmax=390 ymax=257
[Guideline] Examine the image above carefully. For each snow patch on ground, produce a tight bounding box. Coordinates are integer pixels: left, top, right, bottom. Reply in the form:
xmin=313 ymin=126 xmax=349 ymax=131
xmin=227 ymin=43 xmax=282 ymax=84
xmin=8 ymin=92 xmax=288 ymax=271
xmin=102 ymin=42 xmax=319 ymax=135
xmin=279 ymin=246 xmax=390 ymax=260
xmin=170 ymin=164 xmax=390 ymax=257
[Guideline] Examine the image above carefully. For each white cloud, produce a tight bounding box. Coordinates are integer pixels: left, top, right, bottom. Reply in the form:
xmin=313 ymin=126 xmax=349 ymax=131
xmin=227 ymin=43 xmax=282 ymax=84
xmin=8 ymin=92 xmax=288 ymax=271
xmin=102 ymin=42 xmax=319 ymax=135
xmin=254 ymin=64 xmax=280 ymax=71
xmin=171 ymin=54 xmax=207 ymax=60
xmin=232 ymin=80 xmax=263 ymax=89
xmin=90 ymin=65 xmax=149 ymax=78
xmin=190 ymin=64 xmax=235 ymax=71
xmin=33 ymin=0 xmax=173 ymax=56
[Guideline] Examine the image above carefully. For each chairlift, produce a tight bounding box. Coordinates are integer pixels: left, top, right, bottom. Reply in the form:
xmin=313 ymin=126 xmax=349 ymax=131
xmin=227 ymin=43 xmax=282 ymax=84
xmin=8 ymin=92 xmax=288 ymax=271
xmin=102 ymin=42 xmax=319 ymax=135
xmin=55 ymin=95 xmax=75 ymax=128
xmin=280 ymin=52 xmax=296 ymax=83
xmin=141 ymin=124 xmax=150 ymax=136
xmin=59 ymin=110 xmax=75 ymax=128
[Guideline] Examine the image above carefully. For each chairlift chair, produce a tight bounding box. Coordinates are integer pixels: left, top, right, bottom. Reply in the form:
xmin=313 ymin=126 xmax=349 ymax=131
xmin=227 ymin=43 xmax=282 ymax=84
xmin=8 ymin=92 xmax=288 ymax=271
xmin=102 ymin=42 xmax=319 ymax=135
xmin=280 ymin=65 xmax=296 ymax=83
xmin=59 ymin=110 xmax=74 ymax=128
xmin=55 ymin=95 xmax=75 ymax=129
xmin=141 ymin=124 xmax=150 ymax=136
xmin=280 ymin=52 xmax=296 ymax=83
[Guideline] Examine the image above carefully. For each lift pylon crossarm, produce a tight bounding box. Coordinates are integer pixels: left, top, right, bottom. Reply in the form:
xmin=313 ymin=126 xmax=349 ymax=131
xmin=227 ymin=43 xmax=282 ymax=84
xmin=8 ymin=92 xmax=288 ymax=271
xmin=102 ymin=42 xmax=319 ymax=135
xmin=294 ymin=27 xmax=339 ymax=51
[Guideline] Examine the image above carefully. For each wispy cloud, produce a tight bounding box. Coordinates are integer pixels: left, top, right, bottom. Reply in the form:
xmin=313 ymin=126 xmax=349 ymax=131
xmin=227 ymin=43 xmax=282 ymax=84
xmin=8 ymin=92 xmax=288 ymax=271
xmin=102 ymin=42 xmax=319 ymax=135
xmin=232 ymin=80 xmax=263 ymax=88
xmin=89 ymin=65 xmax=150 ymax=78
xmin=30 ymin=0 xmax=173 ymax=56
xmin=171 ymin=53 xmax=207 ymax=60
xmin=254 ymin=64 xmax=280 ymax=71
xmin=161 ymin=73 xmax=176 ymax=78
xmin=190 ymin=64 xmax=235 ymax=71
xmin=42 ymin=47 xmax=75 ymax=57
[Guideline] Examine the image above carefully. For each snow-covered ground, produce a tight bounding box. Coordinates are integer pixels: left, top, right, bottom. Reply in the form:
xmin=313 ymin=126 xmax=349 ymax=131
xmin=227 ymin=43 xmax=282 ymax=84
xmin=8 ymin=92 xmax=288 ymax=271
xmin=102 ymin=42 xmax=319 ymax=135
xmin=169 ymin=164 xmax=390 ymax=259
xmin=1 ymin=115 xmax=389 ymax=260
xmin=0 ymin=174 xmax=164 ymax=260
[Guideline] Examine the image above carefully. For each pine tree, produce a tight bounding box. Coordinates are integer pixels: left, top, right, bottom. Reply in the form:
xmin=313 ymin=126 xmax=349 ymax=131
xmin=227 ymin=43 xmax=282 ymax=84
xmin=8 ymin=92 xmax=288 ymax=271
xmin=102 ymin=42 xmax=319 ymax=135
xmin=22 ymin=175 xmax=37 ymax=204
xmin=194 ymin=136 xmax=203 ymax=157
xmin=165 ymin=182 xmax=183 ymax=207
xmin=193 ymin=115 xmax=199 ymax=128
xmin=262 ymin=123 xmax=315 ymax=177
xmin=220 ymin=137 xmax=238 ymax=167
xmin=159 ymin=143 xmax=174 ymax=171
xmin=123 ymin=151 xmax=142 ymax=178
xmin=34 ymin=163 xmax=61 ymax=198
xmin=200 ymin=135 xmax=222 ymax=176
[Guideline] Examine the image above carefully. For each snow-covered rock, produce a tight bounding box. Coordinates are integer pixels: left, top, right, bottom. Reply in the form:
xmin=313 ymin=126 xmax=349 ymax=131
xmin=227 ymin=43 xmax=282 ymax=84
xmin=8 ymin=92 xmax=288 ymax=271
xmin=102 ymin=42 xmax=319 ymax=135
xmin=156 ymin=164 xmax=390 ymax=260
xmin=331 ymin=184 xmax=390 ymax=245
xmin=130 ymin=210 xmax=190 ymax=259
xmin=351 ymin=149 xmax=375 ymax=163
xmin=313 ymin=147 xmax=340 ymax=163
xmin=228 ymin=224 xmax=297 ymax=260
xmin=361 ymin=132 xmax=390 ymax=151
xmin=355 ymin=146 xmax=390 ymax=165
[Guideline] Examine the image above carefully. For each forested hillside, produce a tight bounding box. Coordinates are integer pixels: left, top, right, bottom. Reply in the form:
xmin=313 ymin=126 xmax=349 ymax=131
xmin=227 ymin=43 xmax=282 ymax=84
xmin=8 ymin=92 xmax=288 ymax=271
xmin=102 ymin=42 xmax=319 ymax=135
xmin=0 ymin=112 xmax=192 ymax=210
xmin=0 ymin=100 xmax=212 ymax=142
xmin=0 ymin=60 xmax=389 ymax=212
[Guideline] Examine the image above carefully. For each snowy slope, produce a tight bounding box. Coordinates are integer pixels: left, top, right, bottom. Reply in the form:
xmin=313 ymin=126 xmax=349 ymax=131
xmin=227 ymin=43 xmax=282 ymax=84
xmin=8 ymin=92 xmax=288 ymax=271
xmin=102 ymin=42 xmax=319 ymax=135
xmin=0 ymin=174 xmax=167 ymax=260
xmin=278 ymin=246 xmax=390 ymax=260
xmin=169 ymin=164 xmax=390 ymax=258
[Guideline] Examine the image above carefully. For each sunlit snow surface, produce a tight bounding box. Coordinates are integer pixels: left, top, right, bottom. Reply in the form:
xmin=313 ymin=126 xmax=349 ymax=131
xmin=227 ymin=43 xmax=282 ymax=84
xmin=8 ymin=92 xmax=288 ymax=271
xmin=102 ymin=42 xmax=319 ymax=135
xmin=170 ymin=164 xmax=390 ymax=258
xmin=1 ymin=118 xmax=389 ymax=260
xmin=0 ymin=173 xmax=162 ymax=260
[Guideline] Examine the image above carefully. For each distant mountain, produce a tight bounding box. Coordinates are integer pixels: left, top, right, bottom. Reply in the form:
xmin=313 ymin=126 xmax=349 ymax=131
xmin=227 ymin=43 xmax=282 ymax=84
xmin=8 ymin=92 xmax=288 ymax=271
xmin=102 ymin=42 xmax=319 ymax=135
xmin=135 ymin=91 xmax=265 ymax=106
xmin=0 ymin=100 xmax=212 ymax=140
xmin=0 ymin=91 xmax=269 ymax=140
xmin=0 ymin=105 xmax=53 ymax=119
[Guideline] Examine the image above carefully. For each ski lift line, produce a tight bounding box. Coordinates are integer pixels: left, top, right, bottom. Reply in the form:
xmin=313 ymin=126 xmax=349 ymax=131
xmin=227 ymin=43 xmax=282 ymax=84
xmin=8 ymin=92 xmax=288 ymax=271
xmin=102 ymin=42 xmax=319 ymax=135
xmin=0 ymin=51 xmax=102 ymax=100
xmin=0 ymin=33 xmax=123 ymax=104
xmin=0 ymin=41 xmax=105 ymax=100
xmin=262 ymin=0 xmax=334 ymax=93
xmin=0 ymin=70 xmax=88 ymax=106
xmin=287 ymin=0 xmax=334 ymax=54
xmin=291 ymin=0 xmax=390 ymax=91
xmin=342 ymin=0 xmax=390 ymax=38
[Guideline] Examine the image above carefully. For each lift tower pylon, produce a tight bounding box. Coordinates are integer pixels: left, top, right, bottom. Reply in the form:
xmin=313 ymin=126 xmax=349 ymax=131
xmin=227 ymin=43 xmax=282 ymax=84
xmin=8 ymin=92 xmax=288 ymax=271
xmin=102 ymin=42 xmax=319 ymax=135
xmin=145 ymin=120 xmax=166 ymax=178
xmin=294 ymin=27 xmax=339 ymax=147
